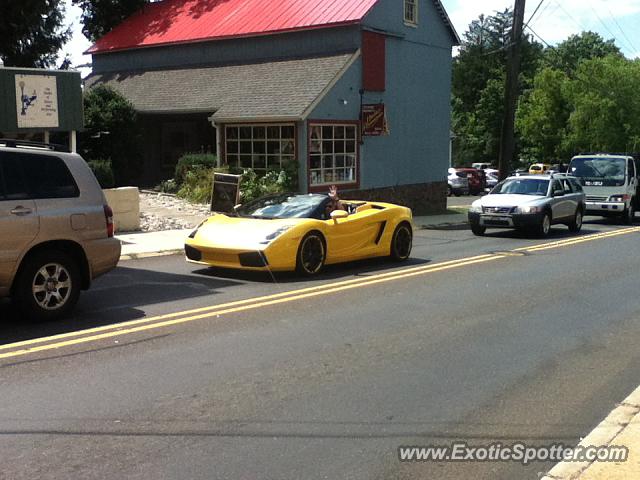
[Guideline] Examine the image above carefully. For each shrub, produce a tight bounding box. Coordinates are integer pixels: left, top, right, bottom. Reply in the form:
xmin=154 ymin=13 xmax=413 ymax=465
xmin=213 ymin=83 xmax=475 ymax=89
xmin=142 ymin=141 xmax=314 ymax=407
xmin=240 ymin=168 xmax=295 ymax=203
xmin=177 ymin=167 xmax=216 ymax=204
xmin=175 ymin=153 xmax=217 ymax=185
xmin=87 ymin=159 xmax=115 ymax=188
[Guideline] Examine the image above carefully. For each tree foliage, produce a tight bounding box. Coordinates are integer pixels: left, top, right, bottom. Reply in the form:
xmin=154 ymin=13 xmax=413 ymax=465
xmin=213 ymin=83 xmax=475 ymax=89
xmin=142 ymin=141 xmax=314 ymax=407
xmin=73 ymin=0 xmax=149 ymax=42
xmin=80 ymin=85 xmax=143 ymax=186
xmin=544 ymin=31 xmax=623 ymax=76
xmin=0 ymin=0 xmax=70 ymax=67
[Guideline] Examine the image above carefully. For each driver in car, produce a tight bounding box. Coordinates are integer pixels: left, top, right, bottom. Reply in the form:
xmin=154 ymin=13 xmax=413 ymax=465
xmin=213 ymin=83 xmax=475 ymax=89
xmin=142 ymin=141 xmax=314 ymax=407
xmin=325 ymin=185 xmax=346 ymax=217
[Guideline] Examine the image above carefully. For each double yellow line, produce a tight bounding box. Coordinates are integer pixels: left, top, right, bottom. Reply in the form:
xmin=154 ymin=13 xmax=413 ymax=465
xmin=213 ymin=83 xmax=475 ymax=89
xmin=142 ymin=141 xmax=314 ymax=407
xmin=1 ymin=226 xmax=638 ymax=361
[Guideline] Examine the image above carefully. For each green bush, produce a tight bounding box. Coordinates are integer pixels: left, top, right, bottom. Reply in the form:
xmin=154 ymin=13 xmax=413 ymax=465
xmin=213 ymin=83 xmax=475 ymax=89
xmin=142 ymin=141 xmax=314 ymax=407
xmin=175 ymin=153 xmax=217 ymax=185
xmin=177 ymin=167 xmax=216 ymax=204
xmin=240 ymin=168 xmax=295 ymax=203
xmin=87 ymin=159 xmax=115 ymax=189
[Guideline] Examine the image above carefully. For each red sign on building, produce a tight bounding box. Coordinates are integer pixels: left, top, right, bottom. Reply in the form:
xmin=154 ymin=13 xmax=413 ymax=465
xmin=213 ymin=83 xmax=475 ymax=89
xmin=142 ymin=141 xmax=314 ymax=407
xmin=361 ymin=103 xmax=388 ymax=136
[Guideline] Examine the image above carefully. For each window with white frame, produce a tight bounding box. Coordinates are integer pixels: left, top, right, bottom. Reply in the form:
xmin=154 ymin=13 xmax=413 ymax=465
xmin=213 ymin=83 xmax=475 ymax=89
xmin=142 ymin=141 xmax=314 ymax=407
xmin=225 ymin=124 xmax=295 ymax=172
xmin=404 ymin=0 xmax=418 ymax=25
xmin=309 ymin=124 xmax=358 ymax=186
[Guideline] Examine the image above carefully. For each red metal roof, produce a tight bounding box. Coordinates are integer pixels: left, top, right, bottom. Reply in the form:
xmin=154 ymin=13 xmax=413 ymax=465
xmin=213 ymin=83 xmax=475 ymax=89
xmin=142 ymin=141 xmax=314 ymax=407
xmin=88 ymin=0 xmax=379 ymax=54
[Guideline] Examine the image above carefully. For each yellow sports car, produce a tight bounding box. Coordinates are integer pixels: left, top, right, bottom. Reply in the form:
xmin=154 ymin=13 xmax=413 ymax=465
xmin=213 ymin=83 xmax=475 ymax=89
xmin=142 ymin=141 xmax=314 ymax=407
xmin=184 ymin=193 xmax=414 ymax=276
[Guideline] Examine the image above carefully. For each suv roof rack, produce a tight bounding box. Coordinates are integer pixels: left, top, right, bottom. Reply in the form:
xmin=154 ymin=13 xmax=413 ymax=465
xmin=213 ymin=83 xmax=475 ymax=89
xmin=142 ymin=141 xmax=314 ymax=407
xmin=0 ymin=138 xmax=70 ymax=153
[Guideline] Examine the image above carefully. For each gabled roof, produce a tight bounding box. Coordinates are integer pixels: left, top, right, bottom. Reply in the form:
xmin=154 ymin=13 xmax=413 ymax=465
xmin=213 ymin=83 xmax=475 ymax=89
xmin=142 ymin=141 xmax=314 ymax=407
xmin=88 ymin=0 xmax=459 ymax=55
xmin=84 ymin=52 xmax=359 ymax=121
xmin=88 ymin=0 xmax=378 ymax=54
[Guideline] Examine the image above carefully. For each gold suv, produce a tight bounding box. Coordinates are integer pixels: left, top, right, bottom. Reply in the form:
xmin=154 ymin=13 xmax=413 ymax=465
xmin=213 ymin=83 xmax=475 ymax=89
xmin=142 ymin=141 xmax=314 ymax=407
xmin=0 ymin=140 xmax=121 ymax=321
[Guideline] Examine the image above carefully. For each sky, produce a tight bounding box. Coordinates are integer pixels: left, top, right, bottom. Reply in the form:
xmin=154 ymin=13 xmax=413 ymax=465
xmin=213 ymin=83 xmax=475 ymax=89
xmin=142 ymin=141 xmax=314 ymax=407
xmin=60 ymin=0 xmax=640 ymax=76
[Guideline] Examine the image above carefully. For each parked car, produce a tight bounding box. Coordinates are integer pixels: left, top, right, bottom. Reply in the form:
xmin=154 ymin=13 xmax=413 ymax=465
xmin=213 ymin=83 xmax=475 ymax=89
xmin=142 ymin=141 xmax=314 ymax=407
xmin=472 ymin=162 xmax=493 ymax=171
xmin=0 ymin=139 xmax=121 ymax=321
xmin=485 ymin=168 xmax=499 ymax=190
xmin=468 ymin=174 xmax=586 ymax=237
xmin=447 ymin=168 xmax=470 ymax=196
xmin=185 ymin=193 xmax=413 ymax=276
xmin=529 ymin=163 xmax=552 ymax=175
xmin=457 ymin=168 xmax=486 ymax=195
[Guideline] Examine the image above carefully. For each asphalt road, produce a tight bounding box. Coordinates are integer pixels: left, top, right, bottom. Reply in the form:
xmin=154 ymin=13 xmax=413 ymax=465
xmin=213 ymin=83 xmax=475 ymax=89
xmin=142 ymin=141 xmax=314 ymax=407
xmin=1 ymin=218 xmax=640 ymax=479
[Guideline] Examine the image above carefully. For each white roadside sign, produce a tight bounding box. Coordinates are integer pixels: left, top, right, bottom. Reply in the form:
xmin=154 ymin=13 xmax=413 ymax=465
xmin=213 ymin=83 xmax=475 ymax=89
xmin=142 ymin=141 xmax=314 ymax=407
xmin=15 ymin=74 xmax=59 ymax=128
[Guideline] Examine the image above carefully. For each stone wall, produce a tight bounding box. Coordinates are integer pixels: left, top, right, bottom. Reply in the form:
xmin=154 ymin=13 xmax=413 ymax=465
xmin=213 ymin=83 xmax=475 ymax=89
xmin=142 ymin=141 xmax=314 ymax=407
xmin=342 ymin=181 xmax=447 ymax=215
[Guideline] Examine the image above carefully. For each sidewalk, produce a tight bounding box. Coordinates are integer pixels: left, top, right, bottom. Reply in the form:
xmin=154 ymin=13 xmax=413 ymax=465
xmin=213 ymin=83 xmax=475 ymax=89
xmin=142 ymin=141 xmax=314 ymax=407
xmin=413 ymin=207 xmax=469 ymax=230
xmin=543 ymin=387 xmax=640 ymax=480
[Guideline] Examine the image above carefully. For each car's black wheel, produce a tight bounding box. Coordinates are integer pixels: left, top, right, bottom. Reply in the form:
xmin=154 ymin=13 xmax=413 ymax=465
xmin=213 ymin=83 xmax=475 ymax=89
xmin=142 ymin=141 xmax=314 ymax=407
xmin=568 ymin=209 xmax=583 ymax=233
xmin=538 ymin=213 xmax=552 ymax=237
xmin=447 ymin=185 xmax=453 ymax=197
xmin=390 ymin=223 xmax=413 ymax=261
xmin=13 ymin=250 xmax=81 ymax=322
xmin=296 ymin=232 xmax=326 ymax=276
xmin=622 ymin=202 xmax=635 ymax=225
xmin=471 ymin=224 xmax=486 ymax=236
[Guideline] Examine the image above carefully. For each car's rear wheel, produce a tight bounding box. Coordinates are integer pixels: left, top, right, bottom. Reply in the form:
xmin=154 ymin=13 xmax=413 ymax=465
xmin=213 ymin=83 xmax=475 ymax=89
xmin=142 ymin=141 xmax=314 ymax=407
xmin=390 ymin=223 xmax=413 ymax=261
xmin=568 ymin=209 xmax=583 ymax=233
xmin=296 ymin=232 xmax=326 ymax=276
xmin=471 ymin=224 xmax=486 ymax=236
xmin=538 ymin=213 xmax=552 ymax=237
xmin=13 ymin=250 xmax=81 ymax=322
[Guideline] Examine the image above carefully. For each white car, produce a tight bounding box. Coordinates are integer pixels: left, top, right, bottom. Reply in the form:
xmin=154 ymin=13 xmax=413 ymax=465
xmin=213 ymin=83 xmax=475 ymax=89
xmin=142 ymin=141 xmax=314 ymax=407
xmin=468 ymin=174 xmax=586 ymax=237
xmin=447 ymin=168 xmax=469 ymax=196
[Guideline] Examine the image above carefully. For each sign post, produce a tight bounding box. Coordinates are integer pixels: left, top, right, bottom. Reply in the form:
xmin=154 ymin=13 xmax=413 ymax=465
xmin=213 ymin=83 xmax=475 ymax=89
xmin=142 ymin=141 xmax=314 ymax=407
xmin=210 ymin=173 xmax=242 ymax=213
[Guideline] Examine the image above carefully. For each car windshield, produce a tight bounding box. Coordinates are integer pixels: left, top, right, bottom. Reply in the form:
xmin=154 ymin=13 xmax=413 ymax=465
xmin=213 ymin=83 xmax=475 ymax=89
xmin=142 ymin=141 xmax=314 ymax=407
xmin=568 ymin=157 xmax=626 ymax=187
xmin=236 ymin=193 xmax=326 ymax=219
xmin=492 ymin=178 xmax=549 ymax=196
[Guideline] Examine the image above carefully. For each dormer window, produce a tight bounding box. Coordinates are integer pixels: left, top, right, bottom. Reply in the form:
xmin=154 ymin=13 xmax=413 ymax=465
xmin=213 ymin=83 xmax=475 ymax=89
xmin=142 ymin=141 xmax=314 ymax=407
xmin=404 ymin=0 xmax=418 ymax=25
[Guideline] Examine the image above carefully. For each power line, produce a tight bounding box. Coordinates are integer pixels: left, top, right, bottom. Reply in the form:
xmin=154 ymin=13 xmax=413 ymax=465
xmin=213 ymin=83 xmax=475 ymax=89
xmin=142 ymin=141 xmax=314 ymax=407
xmin=596 ymin=0 xmax=638 ymax=54
xmin=587 ymin=0 xmax=631 ymax=53
xmin=523 ymin=0 xmax=545 ymax=30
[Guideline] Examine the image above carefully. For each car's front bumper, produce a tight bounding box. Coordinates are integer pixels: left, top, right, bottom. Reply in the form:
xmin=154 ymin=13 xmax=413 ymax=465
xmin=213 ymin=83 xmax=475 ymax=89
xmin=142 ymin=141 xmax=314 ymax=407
xmin=468 ymin=212 xmax=545 ymax=229
xmin=184 ymin=240 xmax=296 ymax=272
xmin=585 ymin=201 xmax=625 ymax=214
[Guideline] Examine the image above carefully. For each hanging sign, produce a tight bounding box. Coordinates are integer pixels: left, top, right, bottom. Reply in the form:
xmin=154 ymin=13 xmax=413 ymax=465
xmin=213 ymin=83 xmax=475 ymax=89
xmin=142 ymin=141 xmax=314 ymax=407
xmin=361 ymin=103 xmax=388 ymax=136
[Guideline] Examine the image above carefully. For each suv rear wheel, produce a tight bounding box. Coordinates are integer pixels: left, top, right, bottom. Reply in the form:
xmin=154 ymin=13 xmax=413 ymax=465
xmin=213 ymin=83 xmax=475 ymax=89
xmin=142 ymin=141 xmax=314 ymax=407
xmin=568 ymin=209 xmax=583 ymax=233
xmin=13 ymin=250 xmax=81 ymax=322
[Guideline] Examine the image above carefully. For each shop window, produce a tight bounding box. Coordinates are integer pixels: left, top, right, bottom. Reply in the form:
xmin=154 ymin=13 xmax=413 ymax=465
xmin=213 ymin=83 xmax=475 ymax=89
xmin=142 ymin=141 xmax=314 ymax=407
xmin=309 ymin=124 xmax=358 ymax=187
xmin=225 ymin=124 xmax=295 ymax=172
xmin=404 ymin=0 xmax=418 ymax=25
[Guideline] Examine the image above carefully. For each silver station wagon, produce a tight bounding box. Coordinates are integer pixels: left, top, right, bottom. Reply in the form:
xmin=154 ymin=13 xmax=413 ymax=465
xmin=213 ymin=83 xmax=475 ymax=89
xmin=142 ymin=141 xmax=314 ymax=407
xmin=468 ymin=174 xmax=587 ymax=237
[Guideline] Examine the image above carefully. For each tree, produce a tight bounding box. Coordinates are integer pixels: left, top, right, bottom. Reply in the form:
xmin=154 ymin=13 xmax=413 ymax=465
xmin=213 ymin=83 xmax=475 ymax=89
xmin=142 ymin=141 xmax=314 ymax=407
xmin=544 ymin=31 xmax=622 ymax=76
xmin=0 ymin=0 xmax=70 ymax=67
xmin=80 ymin=85 xmax=143 ymax=186
xmin=517 ymin=68 xmax=572 ymax=162
xmin=451 ymin=9 xmax=543 ymax=166
xmin=566 ymin=56 xmax=640 ymax=153
xmin=73 ymin=0 xmax=148 ymax=42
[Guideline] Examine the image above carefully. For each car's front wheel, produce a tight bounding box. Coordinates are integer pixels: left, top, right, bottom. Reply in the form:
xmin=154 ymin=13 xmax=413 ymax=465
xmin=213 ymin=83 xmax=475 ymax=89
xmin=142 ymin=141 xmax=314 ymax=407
xmin=13 ymin=250 xmax=81 ymax=322
xmin=296 ymin=232 xmax=326 ymax=276
xmin=538 ymin=213 xmax=552 ymax=237
xmin=622 ymin=202 xmax=636 ymax=225
xmin=390 ymin=223 xmax=413 ymax=261
xmin=471 ymin=224 xmax=486 ymax=236
xmin=568 ymin=209 xmax=583 ymax=233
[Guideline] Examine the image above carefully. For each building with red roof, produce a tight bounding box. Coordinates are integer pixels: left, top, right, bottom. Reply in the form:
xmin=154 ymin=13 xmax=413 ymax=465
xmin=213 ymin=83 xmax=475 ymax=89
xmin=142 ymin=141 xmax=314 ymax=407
xmin=86 ymin=0 xmax=459 ymax=213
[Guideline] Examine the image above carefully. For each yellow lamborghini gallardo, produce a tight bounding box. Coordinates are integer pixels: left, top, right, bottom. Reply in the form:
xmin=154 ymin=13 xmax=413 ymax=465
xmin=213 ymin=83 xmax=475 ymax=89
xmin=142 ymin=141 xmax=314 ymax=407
xmin=184 ymin=193 xmax=413 ymax=276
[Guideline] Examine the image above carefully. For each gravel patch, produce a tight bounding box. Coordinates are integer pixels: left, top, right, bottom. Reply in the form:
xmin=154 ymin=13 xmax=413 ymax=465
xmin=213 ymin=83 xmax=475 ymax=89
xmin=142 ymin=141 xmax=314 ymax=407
xmin=139 ymin=192 xmax=211 ymax=232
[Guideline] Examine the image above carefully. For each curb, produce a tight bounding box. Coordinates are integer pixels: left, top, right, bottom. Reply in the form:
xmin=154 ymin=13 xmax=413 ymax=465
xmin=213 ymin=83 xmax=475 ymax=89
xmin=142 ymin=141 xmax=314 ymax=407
xmin=120 ymin=248 xmax=183 ymax=261
xmin=419 ymin=221 xmax=469 ymax=230
xmin=542 ymin=385 xmax=640 ymax=479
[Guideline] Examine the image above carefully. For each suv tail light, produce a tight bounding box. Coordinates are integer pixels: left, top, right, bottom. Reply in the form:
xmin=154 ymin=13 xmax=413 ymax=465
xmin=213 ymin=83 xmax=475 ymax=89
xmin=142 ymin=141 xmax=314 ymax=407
xmin=104 ymin=205 xmax=114 ymax=238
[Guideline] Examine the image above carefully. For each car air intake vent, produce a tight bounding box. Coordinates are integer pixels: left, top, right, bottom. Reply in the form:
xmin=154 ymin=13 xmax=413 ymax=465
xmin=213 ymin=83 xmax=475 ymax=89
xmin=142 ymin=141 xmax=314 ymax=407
xmin=586 ymin=196 xmax=608 ymax=202
xmin=483 ymin=206 xmax=514 ymax=214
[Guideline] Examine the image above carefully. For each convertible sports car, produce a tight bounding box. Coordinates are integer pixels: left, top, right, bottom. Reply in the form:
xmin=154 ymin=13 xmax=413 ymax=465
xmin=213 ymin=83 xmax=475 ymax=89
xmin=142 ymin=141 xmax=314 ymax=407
xmin=184 ymin=193 xmax=414 ymax=275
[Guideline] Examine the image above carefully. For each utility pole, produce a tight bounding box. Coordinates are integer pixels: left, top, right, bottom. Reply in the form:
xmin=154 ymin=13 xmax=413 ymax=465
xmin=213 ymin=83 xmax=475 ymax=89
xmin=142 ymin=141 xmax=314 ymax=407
xmin=498 ymin=0 xmax=526 ymax=180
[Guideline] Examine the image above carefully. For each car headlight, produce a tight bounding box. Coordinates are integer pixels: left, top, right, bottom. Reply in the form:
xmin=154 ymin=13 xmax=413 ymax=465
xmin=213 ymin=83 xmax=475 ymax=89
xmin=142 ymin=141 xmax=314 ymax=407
xmin=516 ymin=206 xmax=543 ymax=214
xmin=609 ymin=194 xmax=630 ymax=202
xmin=469 ymin=204 xmax=483 ymax=213
xmin=259 ymin=225 xmax=295 ymax=244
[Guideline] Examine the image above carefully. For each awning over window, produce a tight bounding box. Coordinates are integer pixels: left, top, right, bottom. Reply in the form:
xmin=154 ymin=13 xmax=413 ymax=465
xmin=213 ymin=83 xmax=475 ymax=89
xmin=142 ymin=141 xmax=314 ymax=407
xmin=84 ymin=52 xmax=358 ymax=122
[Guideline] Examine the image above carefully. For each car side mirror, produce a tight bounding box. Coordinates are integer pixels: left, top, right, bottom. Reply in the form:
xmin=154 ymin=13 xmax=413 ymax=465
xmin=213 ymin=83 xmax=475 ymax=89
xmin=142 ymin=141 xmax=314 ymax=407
xmin=330 ymin=210 xmax=349 ymax=222
xmin=553 ymin=190 xmax=565 ymax=197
